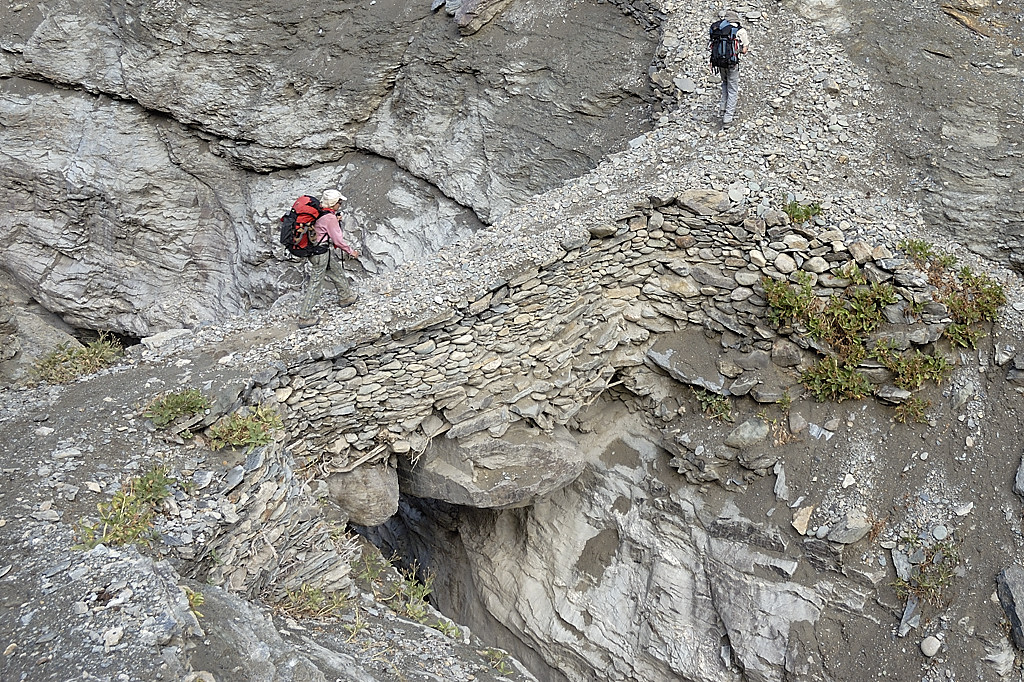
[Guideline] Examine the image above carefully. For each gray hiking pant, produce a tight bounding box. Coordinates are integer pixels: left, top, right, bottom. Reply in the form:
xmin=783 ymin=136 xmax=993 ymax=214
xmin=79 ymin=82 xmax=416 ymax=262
xmin=719 ymin=65 xmax=741 ymax=118
xmin=299 ymin=250 xmax=354 ymax=317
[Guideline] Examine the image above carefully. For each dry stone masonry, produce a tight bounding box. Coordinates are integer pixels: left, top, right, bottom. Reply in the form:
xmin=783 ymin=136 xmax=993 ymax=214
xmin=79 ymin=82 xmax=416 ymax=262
xmin=252 ymin=189 xmax=956 ymax=522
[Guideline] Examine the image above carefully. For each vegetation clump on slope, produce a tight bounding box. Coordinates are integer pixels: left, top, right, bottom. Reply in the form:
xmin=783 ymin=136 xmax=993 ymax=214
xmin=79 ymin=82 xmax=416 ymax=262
xmin=75 ymin=466 xmax=177 ymax=548
xmin=34 ymin=334 xmax=122 ymax=384
xmin=762 ymin=242 xmax=1004 ymax=416
xmin=142 ymin=389 xmax=211 ymax=428
xmin=207 ymin=404 xmax=282 ymax=450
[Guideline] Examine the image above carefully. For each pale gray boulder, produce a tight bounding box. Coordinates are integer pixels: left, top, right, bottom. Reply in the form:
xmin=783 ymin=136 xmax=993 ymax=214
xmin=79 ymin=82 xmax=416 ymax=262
xmin=398 ymin=423 xmax=586 ymax=508
xmin=327 ymin=462 xmax=401 ymax=526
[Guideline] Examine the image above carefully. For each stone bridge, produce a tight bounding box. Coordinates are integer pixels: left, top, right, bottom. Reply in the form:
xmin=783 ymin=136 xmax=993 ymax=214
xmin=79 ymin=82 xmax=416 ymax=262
xmin=249 ymin=189 xmax=950 ymax=525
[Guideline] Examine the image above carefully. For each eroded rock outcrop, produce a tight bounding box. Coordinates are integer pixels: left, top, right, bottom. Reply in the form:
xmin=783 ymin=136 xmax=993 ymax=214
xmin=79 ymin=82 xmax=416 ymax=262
xmin=245 ymin=182 xmax=1023 ymax=680
xmin=0 ymin=0 xmax=654 ymax=335
xmin=398 ymin=422 xmax=587 ymax=508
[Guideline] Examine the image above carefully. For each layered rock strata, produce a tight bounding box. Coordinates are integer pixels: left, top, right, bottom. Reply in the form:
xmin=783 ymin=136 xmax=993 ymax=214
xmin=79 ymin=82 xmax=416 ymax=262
xmin=166 ymin=441 xmax=358 ymax=601
xmin=0 ymin=0 xmax=654 ymax=335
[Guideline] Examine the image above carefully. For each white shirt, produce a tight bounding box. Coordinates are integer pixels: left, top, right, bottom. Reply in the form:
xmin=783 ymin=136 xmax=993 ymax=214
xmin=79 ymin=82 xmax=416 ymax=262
xmin=736 ymin=26 xmax=751 ymax=53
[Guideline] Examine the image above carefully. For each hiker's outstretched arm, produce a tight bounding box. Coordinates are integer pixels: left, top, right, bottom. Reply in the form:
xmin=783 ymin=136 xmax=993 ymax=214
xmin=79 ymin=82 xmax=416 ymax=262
xmin=316 ymin=212 xmax=358 ymax=256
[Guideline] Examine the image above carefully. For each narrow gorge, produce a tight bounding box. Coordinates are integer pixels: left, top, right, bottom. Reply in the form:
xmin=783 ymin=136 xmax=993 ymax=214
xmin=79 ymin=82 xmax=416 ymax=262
xmin=2 ymin=1 xmax=1024 ymax=682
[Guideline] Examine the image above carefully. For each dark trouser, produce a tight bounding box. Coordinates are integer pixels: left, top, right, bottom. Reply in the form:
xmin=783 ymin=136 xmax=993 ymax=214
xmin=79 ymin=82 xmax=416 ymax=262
xmin=300 ymin=251 xmax=354 ymax=317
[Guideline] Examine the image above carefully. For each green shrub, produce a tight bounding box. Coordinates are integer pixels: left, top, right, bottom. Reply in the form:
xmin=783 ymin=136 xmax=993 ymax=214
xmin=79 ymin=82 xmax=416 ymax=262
xmin=281 ymin=583 xmax=350 ymax=619
xmin=143 ymin=389 xmax=211 ymax=427
xmin=900 ymin=239 xmax=937 ymax=268
xmin=183 ymin=587 xmax=205 ymax=618
xmin=354 ymin=550 xmax=391 ymax=583
xmin=872 ymin=347 xmax=951 ymax=390
xmin=899 ymin=241 xmax=1005 ymax=349
xmin=762 ymin=272 xmax=815 ymax=327
xmin=76 ymin=466 xmax=175 ymax=548
xmin=941 ymin=267 xmax=1006 ymax=348
xmin=433 ymin=619 xmax=462 ymax=640
xmin=34 ymin=333 xmax=122 ymax=383
xmin=805 ymin=283 xmax=896 ymax=353
xmin=692 ymin=387 xmax=733 ymax=422
xmin=764 ymin=274 xmax=894 ymax=354
xmin=481 ymin=648 xmax=515 ymax=675
xmin=892 ymin=539 xmax=960 ymax=607
xmin=839 ymin=262 xmax=868 ymax=286
xmin=394 ymin=566 xmax=434 ymax=624
xmin=894 ymin=397 xmax=931 ymax=424
xmin=782 ymin=198 xmax=822 ymax=224
xmin=801 ymin=355 xmax=872 ymax=403
xmin=208 ymin=404 xmax=282 ymax=450
xmin=351 ymin=551 xmax=445 ymax=630
xmin=764 ymin=262 xmax=961 ymax=407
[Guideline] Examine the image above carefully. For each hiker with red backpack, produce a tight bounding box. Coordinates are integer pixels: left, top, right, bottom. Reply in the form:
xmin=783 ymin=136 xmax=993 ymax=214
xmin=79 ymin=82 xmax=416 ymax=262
xmin=280 ymin=189 xmax=361 ymax=328
xmin=709 ymin=10 xmax=750 ymax=127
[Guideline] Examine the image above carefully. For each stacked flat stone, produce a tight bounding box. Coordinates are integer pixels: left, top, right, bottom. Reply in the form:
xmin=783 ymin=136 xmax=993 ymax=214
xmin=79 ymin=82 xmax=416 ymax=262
xmin=252 ymin=190 xmax=950 ymax=477
xmin=156 ymin=441 xmax=357 ymax=601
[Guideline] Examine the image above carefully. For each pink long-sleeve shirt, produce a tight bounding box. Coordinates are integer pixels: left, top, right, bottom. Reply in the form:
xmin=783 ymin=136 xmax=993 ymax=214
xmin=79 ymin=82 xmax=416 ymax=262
xmin=313 ymin=210 xmax=357 ymax=256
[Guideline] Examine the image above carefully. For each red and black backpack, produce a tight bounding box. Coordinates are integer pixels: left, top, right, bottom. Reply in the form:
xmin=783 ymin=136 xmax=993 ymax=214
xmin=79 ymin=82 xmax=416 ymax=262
xmin=279 ymin=195 xmax=331 ymax=257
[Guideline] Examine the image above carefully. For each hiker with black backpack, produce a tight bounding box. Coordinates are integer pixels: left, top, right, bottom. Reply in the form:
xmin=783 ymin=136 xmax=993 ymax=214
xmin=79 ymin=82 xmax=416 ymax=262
xmin=279 ymin=189 xmax=360 ymax=329
xmin=709 ymin=10 xmax=750 ymax=127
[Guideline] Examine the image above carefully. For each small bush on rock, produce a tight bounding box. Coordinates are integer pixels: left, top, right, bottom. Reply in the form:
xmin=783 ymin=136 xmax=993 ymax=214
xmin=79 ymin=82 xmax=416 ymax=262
xmin=872 ymin=346 xmax=951 ymax=390
xmin=941 ymin=267 xmax=1006 ymax=348
xmin=801 ymin=355 xmax=873 ymax=403
xmin=394 ymin=566 xmax=435 ymax=624
xmin=762 ymin=272 xmax=815 ymax=327
xmin=898 ymin=240 xmax=1005 ymax=348
xmin=782 ymin=198 xmax=822 ymax=224
xmin=481 ymin=648 xmax=515 ymax=675
xmin=207 ymin=404 xmax=282 ymax=450
xmin=894 ymin=397 xmax=931 ymax=424
xmin=143 ymin=389 xmax=211 ymax=427
xmin=75 ymin=466 xmax=175 ymax=548
xmin=280 ymin=583 xmax=350 ymax=619
xmin=34 ymin=333 xmax=122 ymax=384
xmin=183 ymin=587 xmax=205 ymax=618
xmin=692 ymin=387 xmax=733 ymax=422
xmin=351 ymin=550 xmax=461 ymax=638
xmin=892 ymin=538 xmax=960 ymax=607
xmin=762 ymin=260 xmax=964 ymax=410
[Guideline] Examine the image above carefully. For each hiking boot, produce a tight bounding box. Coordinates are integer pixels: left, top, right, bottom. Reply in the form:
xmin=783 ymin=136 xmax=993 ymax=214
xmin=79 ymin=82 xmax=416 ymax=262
xmin=297 ymin=316 xmax=320 ymax=329
xmin=338 ymin=294 xmax=358 ymax=308
xmin=723 ymin=115 xmax=734 ymax=127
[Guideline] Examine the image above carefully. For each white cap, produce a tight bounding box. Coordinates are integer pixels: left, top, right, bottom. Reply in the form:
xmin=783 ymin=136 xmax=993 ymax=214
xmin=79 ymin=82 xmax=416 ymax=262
xmin=321 ymin=189 xmax=347 ymax=206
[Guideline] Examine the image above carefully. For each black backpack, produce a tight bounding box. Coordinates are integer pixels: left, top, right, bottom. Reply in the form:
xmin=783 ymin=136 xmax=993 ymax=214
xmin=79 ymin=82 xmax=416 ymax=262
xmin=279 ymin=195 xmax=331 ymax=257
xmin=709 ymin=20 xmax=741 ymax=73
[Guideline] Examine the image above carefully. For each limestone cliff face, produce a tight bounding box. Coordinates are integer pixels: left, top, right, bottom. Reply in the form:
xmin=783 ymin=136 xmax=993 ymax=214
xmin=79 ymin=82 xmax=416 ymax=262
xmin=0 ymin=0 xmax=654 ymax=335
xmin=402 ymin=443 xmax=829 ymax=682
